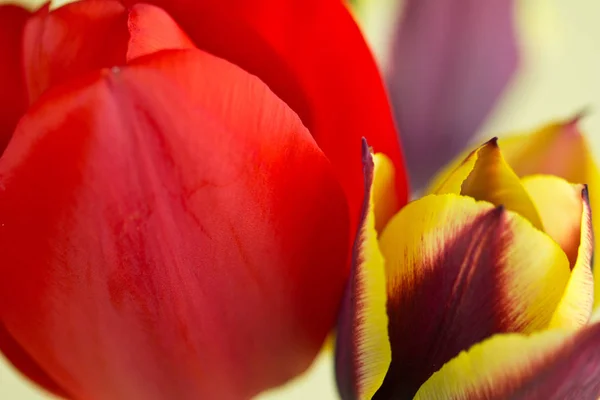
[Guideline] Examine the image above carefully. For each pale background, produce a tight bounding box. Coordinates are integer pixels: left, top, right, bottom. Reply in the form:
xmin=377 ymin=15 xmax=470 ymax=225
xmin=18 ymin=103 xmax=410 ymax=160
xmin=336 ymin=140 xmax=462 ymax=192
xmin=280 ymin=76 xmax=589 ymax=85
xmin=0 ymin=0 xmax=599 ymax=398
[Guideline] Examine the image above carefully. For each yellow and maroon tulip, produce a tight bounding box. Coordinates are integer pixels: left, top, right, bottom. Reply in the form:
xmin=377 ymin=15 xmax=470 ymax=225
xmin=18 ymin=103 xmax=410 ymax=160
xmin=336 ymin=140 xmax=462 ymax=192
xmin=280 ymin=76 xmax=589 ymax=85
xmin=433 ymin=115 xmax=600 ymax=307
xmin=336 ymin=138 xmax=597 ymax=399
xmin=499 ymin=116 xmax=600 ymax=306
xmin=0 ymin=0 xmax=409 ymax=398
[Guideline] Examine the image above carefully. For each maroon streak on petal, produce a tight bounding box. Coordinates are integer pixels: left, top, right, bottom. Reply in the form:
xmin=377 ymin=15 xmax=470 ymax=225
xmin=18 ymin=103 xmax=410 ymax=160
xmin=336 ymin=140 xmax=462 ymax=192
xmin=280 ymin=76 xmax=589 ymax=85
xmin=388 ymin=0 xmax=518 ymax=189
xmin=373 ymin=195 xmax=570 ymax=399
xmin=415 ymin=321 xmax=600 ymax=399
xmin=376 ymin=206 xmax=507 ymax=399
xmin=0 ymin=5 xmax=31 ymax=154
xmin=0 ymin=49 xmax=349 ymax=399
xmin=505 ymin=324 xmax=600 ymax=399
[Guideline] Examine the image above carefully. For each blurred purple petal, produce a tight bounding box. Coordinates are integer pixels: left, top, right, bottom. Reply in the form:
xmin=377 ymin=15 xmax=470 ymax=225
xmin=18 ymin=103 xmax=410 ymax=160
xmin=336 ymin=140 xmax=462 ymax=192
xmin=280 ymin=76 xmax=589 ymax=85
xmin=387 ymin=0 xmax=519 ymax=190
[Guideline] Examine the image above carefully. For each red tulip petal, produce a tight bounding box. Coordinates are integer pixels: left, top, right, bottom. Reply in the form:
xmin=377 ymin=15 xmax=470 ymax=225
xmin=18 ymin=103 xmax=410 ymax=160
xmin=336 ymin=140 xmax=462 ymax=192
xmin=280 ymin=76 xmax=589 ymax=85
xmin=23 ymin=0 xmax=196 ymax=104
xmin=126 ymin=3 xmax=195 ymax=61
xmin=121 ymin=0 xmax=409 ymax=236
xmin=388 ymin=0 xmax=518 ymax=189
xmin=23 ymin=0 xmax=129 ymax=103
xmin=0 ymin=49 xmax=349 ymax=399
xmin=0 ymin=323 xmax=69 ymax=397
xmin=0 ymin=5 xmax=31 ymax=154
xmin=335 ymin=140 xmax=391 ymax=400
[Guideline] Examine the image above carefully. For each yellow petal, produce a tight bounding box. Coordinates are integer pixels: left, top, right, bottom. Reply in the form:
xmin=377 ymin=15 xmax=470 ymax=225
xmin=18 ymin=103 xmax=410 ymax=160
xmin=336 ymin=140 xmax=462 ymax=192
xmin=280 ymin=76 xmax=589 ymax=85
xmin=499 ymin=114 xmax=591 ymax=181
xmin=548 ymin=185 xmax=594 ymax=329
xmin=521 ymin=175 xmax=582 ymax=266
xmin=335 ymin=140 xmax=390 ymax=400
xmin=414 ymin=323 xmax=600 ymax=399
xmin=428 ymin=145 xmax=479 ymax=195
xmin=497 ymin=115 xmax=600 ymax=308
xmin=430 ymin=139 xmax=544 ymax=231
xmin=373 ymin=194 xmax=570 ymax=398
xmin=372 ymin=153 xmax=400 ymax=233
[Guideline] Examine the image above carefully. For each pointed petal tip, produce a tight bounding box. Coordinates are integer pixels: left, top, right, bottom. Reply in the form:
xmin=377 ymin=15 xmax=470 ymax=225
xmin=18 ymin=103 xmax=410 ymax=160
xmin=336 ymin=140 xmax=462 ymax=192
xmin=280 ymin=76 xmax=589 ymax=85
xmin=361 ymin=137 xmax=374 ymax=180
xmin=361 ymin=136 xmax=370 ymax=160
xmin=486 ymin=137 xmax=499 ymax=147
xmin=562 ymin=109 xmax=590 ymax=135
xmin=581 ymin=184 xmax=590 ymax=202
xmin=569 ymin=107 xmax=591 ymax=125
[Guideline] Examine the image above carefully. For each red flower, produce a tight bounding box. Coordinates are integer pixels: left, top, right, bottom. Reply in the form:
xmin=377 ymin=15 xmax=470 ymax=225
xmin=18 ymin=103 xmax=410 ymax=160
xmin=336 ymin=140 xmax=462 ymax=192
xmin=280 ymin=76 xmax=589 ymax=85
xmin=0 ymin=1 xmax=407 ymax=399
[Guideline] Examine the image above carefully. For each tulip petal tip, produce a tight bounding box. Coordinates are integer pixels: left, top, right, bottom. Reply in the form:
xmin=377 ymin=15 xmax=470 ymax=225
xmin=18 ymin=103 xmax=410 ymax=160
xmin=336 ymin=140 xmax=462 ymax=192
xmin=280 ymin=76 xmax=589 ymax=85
xmin=581 ymin=184 xmax=590 ymax=202
xmin=571 ymin=107 xmax=591 ymax=125
xmin=361 ymin=137 xmax=374 ymax=176
xmin=485 ymin=137 xmax=499 ymax=147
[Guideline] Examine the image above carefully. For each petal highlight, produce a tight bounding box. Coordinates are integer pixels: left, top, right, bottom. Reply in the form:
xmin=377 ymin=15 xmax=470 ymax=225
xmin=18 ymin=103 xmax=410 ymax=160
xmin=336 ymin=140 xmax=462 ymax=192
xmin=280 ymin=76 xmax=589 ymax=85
xmin=0 ymin=49 xmax=350 ymax=399
xmin=415 ymin=325 xmax=600 ymax=399
xmin=373 ymin=195 xmax=570 ymax=399
xmin=335 ymin=140 xmax=390 ymax=400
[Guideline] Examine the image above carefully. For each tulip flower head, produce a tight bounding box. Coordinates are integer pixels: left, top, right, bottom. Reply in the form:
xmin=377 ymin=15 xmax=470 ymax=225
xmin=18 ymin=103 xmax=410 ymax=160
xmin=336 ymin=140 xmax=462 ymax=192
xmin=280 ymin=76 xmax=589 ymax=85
xmin=0 ymin=0 xmax=409 ymax=399
xmin=336 ymin=136 xmax=599 ymax=399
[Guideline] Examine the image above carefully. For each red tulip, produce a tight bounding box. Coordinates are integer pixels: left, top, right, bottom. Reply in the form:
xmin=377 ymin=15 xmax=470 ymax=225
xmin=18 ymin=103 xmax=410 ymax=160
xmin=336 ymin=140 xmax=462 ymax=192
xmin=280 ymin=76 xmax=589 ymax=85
xmin=0 ymin=1 xmax=408 ymax=398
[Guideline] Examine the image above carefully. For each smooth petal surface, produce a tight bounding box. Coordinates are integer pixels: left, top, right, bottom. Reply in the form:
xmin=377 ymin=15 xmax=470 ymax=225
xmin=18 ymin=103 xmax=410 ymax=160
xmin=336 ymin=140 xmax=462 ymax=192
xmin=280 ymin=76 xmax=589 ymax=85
xmin=387 ymin=0 xmax=518 ymax=189
xmin=499 ymin=116 xmax=600 ymax=307
xmin=125 ymin=3 xmax=195 ymax=61
xmin=373 ymin=195 xmax=570 ymax=399
xmin=0 ymin=49 xmax=349 ymax=399
xmin=335 ymin=141 xmax=390 ymax=400
xmin=548 ymin=185 xmax=594 ymax=330
xmin=23 ymin=0 xmax=196 ymax=104
xmin=372 ymin=153 xmax=400 ymax=233
xmin=500 ymin=115 xmax=592 ymax=180
xmin=522 ymin=175 xmax=583 ymax=266
xmin=122 ymin=0 xmax=409 ymax=237
xmin=414 ymin=324 xmax=600 ymax=399
xmin=0 ymin=5 xmax=30 ymax=154
xmin=432 ymin=139 xmax=544 ymax=231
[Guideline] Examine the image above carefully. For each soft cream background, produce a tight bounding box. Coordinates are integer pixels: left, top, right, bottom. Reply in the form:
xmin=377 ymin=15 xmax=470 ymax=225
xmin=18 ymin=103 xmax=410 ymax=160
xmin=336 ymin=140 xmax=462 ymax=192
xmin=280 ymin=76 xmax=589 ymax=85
xmin=0 ymin=0 xmax=599 ymax=398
